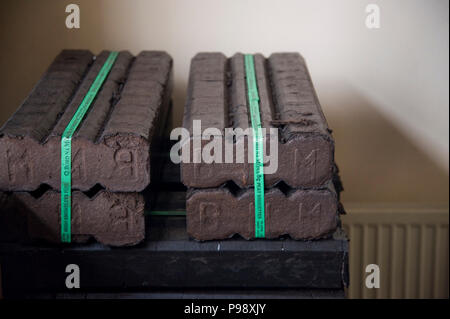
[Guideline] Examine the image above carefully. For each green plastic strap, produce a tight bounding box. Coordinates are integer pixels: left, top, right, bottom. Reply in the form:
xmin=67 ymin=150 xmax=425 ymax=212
xmin=147 ymin=210 xmax=187 ymax=216
xmin=61 ymin=51 xmax=119 ymax=243
xmin=244 ymin=54 xmax=265 ymax=238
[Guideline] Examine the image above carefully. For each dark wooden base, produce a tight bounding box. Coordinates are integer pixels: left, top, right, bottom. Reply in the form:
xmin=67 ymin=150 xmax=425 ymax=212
xmin=28 ymin=289 xmax=346 ymax=299
xmin=0 ymin=214 xmax=348 ymax=298
xmin=0 ymin=158 xmax=348 ymax=299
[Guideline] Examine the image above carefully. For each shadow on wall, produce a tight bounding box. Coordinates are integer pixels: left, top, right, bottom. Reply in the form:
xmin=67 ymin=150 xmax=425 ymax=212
xmin=0 ymin=0 xmax=105 ymax=127
xmin=171 ymin=78 xmax=187 ymax=127
xmin=321 ymin=83 xmax=449 ymax=204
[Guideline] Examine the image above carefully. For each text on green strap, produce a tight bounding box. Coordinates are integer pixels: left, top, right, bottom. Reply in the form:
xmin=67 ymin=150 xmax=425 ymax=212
xmin=244 ymin=54 xmax=265 ymax=238
xmin=60 ymin=51 xmax=119 ymax=243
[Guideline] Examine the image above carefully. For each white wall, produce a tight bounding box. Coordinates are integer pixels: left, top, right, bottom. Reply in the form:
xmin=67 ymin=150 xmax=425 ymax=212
xmin=94 ymin=0 xmax=448 ymax=170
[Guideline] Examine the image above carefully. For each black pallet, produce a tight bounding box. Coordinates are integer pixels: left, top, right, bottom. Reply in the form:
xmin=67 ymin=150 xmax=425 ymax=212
xmin=0 ymin=161 xmax=349 ymax=299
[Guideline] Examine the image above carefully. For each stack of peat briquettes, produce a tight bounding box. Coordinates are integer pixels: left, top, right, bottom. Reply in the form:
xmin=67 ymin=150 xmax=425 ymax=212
xmin=182 ymin=52 xmax=344 ymax=240
xmin=0 ymin=49 xmax=173 ymax=246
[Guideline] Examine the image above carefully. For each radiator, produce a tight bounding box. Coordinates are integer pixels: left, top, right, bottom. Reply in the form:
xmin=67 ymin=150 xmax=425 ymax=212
xmin=342 ymin=203 xmax=449 ymax=299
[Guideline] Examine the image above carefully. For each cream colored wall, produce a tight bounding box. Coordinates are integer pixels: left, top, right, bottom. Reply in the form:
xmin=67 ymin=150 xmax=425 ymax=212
xmin=0 ymin=0 xmax=448 ymax=204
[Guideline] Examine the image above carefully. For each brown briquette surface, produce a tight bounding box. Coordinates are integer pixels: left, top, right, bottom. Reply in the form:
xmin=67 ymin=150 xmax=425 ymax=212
xmin=186 ymin=182 xmax=339 ymax=241
xmin=0 ymin=190 xmax=144 ymax=246
xmin=181 ymin=52 xmax=334 ymax=189
xmin=0 ymin=49 xmax=173 ymax=192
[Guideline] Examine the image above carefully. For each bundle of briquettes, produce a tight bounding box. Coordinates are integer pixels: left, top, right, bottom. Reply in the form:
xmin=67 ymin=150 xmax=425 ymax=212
xmin=181 ymin=52 xmax=345 ymax=240
xmin=0 ymin=50 xmax=173 ymax=246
